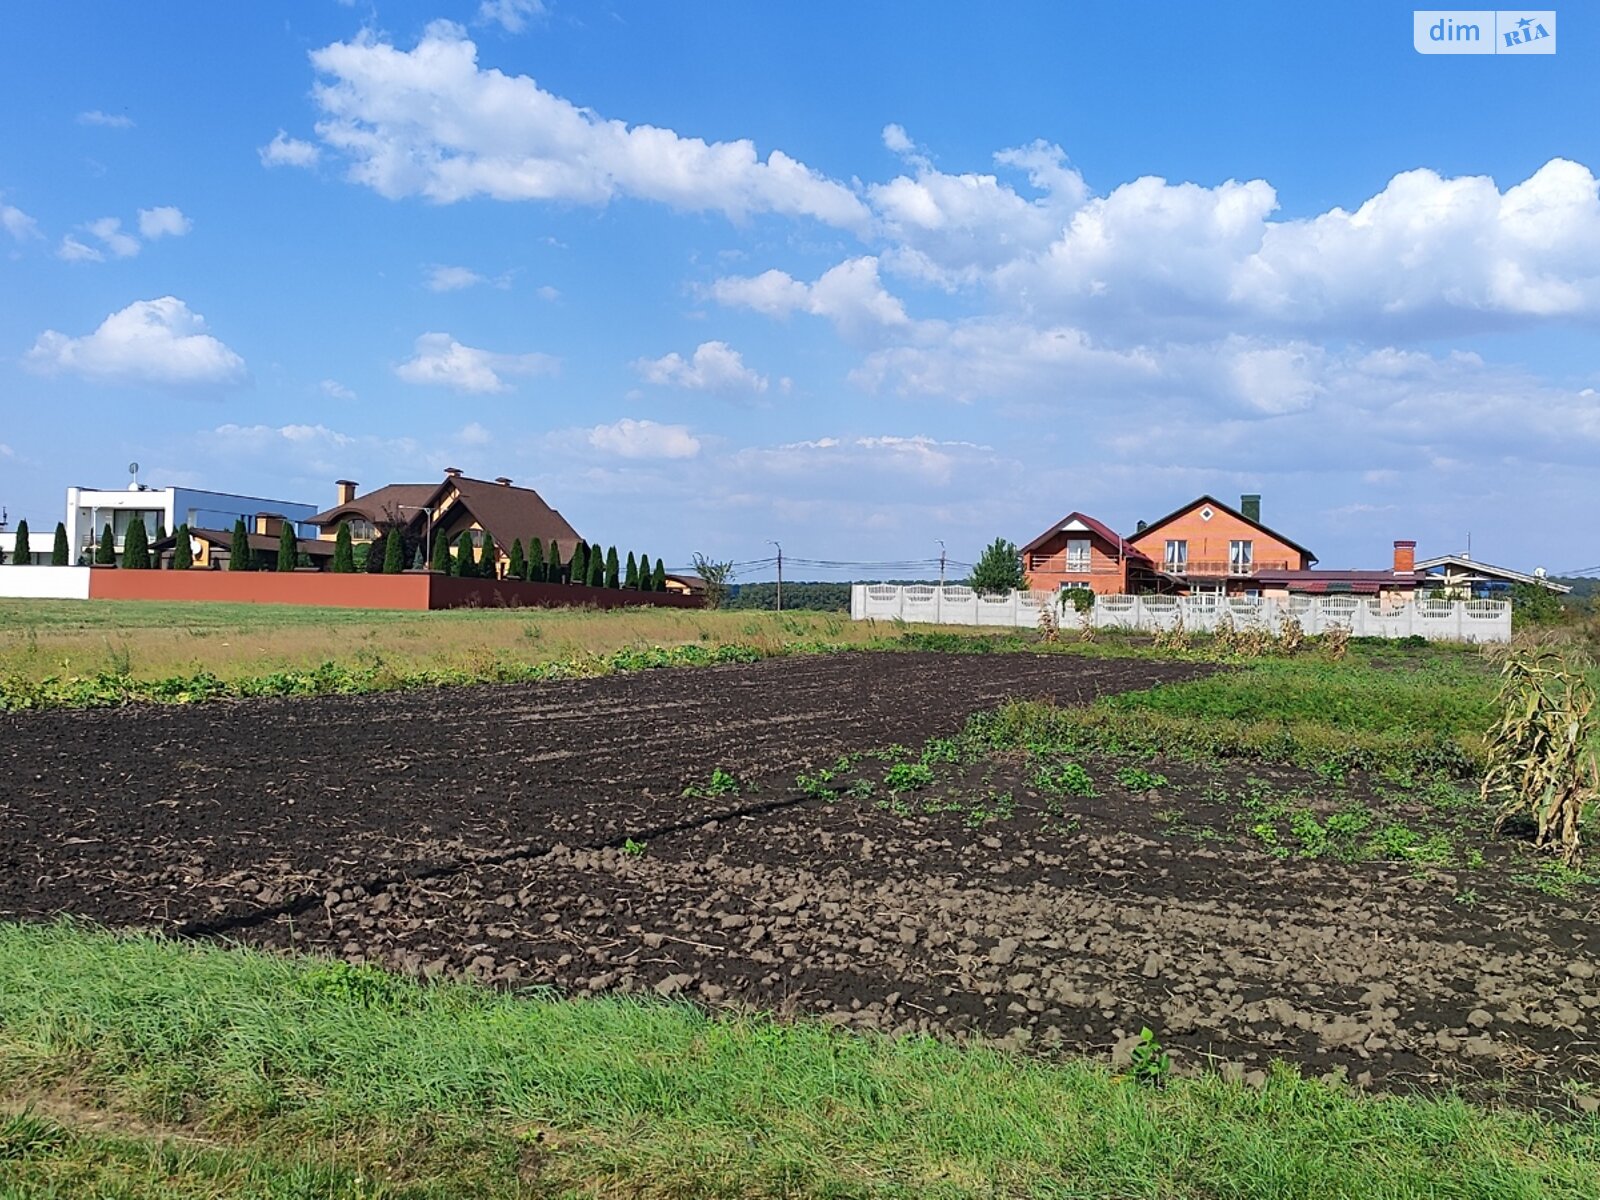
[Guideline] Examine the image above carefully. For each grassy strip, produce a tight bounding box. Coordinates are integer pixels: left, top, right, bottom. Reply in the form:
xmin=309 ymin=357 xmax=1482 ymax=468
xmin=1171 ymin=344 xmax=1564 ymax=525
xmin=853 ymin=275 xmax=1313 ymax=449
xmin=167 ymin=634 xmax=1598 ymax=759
xmin=2 ymin=924 xmax=1597 ymax=1199
xmin=967 ymin=654 xmax=1499 ymax=777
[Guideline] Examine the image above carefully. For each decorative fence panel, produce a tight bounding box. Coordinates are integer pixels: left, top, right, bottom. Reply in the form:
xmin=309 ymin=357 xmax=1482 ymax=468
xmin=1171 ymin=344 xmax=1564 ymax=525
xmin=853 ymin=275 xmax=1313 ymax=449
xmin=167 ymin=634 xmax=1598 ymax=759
xmin=850 ymin=586 xmax=1511 ymax=643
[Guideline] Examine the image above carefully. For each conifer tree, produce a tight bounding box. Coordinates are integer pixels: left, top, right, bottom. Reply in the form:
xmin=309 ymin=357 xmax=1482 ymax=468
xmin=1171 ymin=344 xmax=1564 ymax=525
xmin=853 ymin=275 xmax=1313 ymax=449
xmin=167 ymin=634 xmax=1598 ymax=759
xmin=11 ymin=520 xmax=29 ymax=565
xmin=456 ymin=531 xmax=476 ymax=577
xmin=277 ymin=522 xmax=297 ymax=572
xmin=123 ymin=519 xmax=150 ymax=569
xmin=229 ymin=519 xmax=249 ymax=570
xmin=154 ymin=522 xmax=167 ymax=545
xmin=528 ymin=537 xmax=545 ymax=583
xmin=51 ymin=522 xmax=69 ymax=566
xmin=98 ymin=523 xmax=117 ymax=565
xmin=624 ymin=551 xmax=639 ymax=589
xmin=652 ymin=558 xmax=667 ymax=592
xmin=480 ymin=532 xmax=498 ymax=579
xmin=430 ymin=528 xmax=451 ymax=573
xmin=589 ymin=547 xmax=604 ymax=587
xmin=569 ymin=541 xmax=588 ymax=586
xmin=547 ymin=539 xmax=562 ymax=584
xmin=172 ymin=524 xmax=194 ymax=570
xmin=638 ymin=553 xmax=653 ymax=591
xmin=383 ymin=526 xmax=406 ymax=573
xmin=333 ymin=522 xmax=356 ymax=573
xmin=604 ymin=545 xmax=620 ymax=589
xmin=365 ymin=533 xmax=386 ymax=573
xmin=508 ymin=538 xmax=526 ymax=581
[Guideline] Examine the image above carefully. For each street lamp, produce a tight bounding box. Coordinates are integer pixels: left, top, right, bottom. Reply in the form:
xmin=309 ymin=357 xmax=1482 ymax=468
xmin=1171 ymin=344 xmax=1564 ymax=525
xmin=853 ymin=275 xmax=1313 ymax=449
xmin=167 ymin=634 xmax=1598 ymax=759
xmin=767 ymin=539 xmax=783 ymax=612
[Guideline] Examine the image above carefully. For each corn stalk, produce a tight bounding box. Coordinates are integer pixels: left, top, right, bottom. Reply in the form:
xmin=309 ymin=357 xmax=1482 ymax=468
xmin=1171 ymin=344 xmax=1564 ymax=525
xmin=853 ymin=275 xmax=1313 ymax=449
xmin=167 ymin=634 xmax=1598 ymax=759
xmin=1482 ymin=647 xmax=1597 ymax=867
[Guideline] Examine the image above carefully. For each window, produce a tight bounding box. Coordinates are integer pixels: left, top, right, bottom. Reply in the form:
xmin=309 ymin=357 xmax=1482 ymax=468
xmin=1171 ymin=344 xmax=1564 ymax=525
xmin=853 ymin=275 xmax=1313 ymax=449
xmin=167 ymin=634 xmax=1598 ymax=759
xmin=470 ymin=529 xmax=485 ymax=548
xmin=348 ymin=519 xmax=373 ymax=540
xmin=1230 ymin=540 xmax=1254 ymax=572
xmin=1164 ymin=540 xmax=1188 ymax=570
xmin=1065 ymin=537 xmax=1091 ymax=573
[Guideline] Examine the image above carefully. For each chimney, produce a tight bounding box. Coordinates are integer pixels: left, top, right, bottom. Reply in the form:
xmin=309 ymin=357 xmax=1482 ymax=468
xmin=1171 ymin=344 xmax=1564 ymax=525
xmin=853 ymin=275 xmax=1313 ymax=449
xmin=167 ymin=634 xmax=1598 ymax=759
xmin=494 ymin=476 xmax=513 ymax=487
xmin=1240 ymin=494 xmax=1261 ymax=523
xmin=1393 ymin=540 xmax=1416 ymax=574
xmin=443 ymin=466 xmax=463 ymax=478
xmin=335 ymin=479 xmax=357 ymax=506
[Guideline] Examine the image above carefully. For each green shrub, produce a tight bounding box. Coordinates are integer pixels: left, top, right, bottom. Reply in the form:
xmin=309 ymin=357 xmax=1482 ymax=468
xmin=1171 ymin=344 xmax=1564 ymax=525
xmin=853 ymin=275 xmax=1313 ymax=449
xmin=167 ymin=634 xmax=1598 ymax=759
xmin=969 ymin=537 xmax=1024 ymax=594
xmin=528 ymin=536 xmax=545 ymax=583
xmin=606 ymin=546 xmax=620 ymax=589
xmin=430 ymin=529 xmax=451 ymax=573
xmin=122 ymin=519 xmax=151 ymax=570
xmin=383 ymin=527 xmax=406 ymax=574
xmin=455 ymin=532 xmax=476 ymax=578
xmin=570 ymin=542 xmax=589 ymax=587
xmin=96 ymin=523 xmax=117 ymax=566
xmin=480 ymin=532 xmax=498 ymax=580
xmin=547 ymin=539 xmax=563 ymax=585
xmin=508 ymin=538 xmax=526 ymax=581
xmin=11 ymin=519 xmax=29 ymax=565
xmin=589 ymin=544 xmax=605 ymax=588
xmin=332 ymin=522 xmax=355 ymax=573
xmin=653 ymin=558 xmax=667 ymax=592
xmin=228 ymin=519 xmax=249 ymax=571
xmin=172 ymin=524 xmax=194 ymax=570
xmin=638 ymin=553 xmax=653 ymax=592
xmin=276 ymin=523 xmax=296 ymax=572
xmin=51 ymin=522 xmax=69 ymax=566
xmin=625 ymin=550 xmax=639 ymax=589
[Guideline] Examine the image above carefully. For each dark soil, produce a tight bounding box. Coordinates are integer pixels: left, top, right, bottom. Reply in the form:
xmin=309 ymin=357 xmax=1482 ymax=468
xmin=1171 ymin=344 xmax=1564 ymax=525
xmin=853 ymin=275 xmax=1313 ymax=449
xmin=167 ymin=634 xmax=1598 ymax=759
xmin=3 ymin=650 xmax=1597 ymax=1109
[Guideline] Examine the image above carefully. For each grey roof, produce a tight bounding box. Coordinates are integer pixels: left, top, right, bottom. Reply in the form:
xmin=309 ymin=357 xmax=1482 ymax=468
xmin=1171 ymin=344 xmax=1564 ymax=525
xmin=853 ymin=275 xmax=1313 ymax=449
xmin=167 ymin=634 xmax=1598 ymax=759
xmin=1413 ymin=554 xmax=1571 ymax=593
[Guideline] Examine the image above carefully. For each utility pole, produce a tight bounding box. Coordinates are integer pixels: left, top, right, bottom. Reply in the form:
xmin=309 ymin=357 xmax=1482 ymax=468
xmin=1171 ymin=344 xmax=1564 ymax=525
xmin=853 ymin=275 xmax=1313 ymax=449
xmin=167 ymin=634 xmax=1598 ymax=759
xmin=937 ymin=539 xmax=946 ymax=587
xmin=767 ymin=539 xmax=782 ymax=612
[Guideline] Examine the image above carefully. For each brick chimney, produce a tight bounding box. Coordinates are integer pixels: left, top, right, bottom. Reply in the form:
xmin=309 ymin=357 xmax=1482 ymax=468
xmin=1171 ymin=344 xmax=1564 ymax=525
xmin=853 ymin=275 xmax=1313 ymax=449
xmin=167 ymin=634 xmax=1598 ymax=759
xmin=494 ymin=476 xmax=513 ymax=487
xmin=335 ymin=479 xmax=357 ymax=506
xmin=1393 ymin=540 xmax=1416 ymax=574
xmin=1240 ymin=494 xmax=1261 ymax=523
xmin=443 ymin=466 xmax=463 ymax=478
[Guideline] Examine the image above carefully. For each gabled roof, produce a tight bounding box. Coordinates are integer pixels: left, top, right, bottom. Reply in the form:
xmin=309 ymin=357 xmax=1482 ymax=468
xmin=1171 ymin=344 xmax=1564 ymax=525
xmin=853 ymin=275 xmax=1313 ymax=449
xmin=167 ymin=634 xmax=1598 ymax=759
xmin=1414 ymin=554 xmax=1571 ymax=593
xmin=1129 ymin=494 xmax=1318 ymax=565
xmin=310 ymin=484 xmax=437 ymax=528
xmin=424 ymin=474 xmax=583 ymax=557
xmin=1255 ymin=569 xmax=1418 ymax=594
xmin=152 ymin=528 xmax=336 ymax=558
xmin=1020 ymin=511 xmax=1153 ymax=562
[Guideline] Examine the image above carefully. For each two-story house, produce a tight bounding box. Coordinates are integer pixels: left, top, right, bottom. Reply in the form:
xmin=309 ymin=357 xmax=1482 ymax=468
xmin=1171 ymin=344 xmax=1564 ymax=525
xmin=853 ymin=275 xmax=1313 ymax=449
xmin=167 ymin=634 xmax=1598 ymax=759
xmin=1126 ymin=494 xmax=1317 ymax=600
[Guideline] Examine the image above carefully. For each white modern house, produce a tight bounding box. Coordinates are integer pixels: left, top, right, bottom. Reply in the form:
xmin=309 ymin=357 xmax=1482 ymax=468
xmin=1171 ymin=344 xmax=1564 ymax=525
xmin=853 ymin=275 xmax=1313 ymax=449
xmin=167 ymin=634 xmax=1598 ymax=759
xmin=0 ymin=529 xmax=51 ymax=565
xmin=62 ymin=482 xmax=318 ymax=564
xmin=1414 ymin=553 xmax=1571 ymax=598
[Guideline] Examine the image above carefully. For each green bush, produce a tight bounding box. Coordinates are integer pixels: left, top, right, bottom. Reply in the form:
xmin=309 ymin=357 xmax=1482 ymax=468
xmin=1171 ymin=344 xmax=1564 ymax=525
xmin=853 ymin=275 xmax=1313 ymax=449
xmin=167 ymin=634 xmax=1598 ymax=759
xmin=332 ymin=522 xmax=355 ymax=573
xmin=547 ymin=539 xmax=563 ymax=585
xmin=229 ymin=519 xmax=250 ymax=571
xmin=589 ymin=543 xmax=605 ymax=588
xmin=383 ymin=527 xmax=406 ymax=574
xmin=430 ymin=529 xmax=451 ymax=574
xmin=51 ymin=521 xmax=69 ymax=566
xmin=455 ymin=531 xmax=476 ymax=578
xmin=10 ymin=519 xmax=30 ymax=565
xmin=969 ymin=537 xmax=1024 ymax=595
xmin=638 ymin=553 xmax=653 ymax=591
xmin=172 ymin=524 xmax=194 ymax=570
xmin=652 ymin=559 xmax=667 ymax=592
xmin=605 ymin=546 xmax=620 ymax=589
xmin=570 ymin=541 xmax=589 ymax=587
xmin=122 ymin=519 xmax=151 ymax=570
xmin=276 ymin=523 xmax=297 ymax=572
xmin=625 ymin=550 xmax=639 ymax=589
xmin=480 ymin=532 xmax=498 ymax=580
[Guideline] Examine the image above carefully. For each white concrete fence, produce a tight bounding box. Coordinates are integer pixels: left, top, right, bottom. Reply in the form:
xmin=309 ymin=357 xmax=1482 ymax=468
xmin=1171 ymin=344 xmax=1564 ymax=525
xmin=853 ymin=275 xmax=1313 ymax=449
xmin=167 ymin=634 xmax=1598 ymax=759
xmin=0 ymin=565 xmax=91 ymax=600
xmin=850 ymin=585 xmax=1512 ymax=643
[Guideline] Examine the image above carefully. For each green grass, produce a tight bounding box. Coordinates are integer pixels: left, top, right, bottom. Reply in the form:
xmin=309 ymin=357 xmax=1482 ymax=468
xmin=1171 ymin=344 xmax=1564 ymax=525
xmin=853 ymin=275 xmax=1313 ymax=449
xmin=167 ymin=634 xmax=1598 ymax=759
xmin=968 ymin=653 xmax=1498 ymax=778
xmin=2 ymin=924 xmax=1597 ymax=1199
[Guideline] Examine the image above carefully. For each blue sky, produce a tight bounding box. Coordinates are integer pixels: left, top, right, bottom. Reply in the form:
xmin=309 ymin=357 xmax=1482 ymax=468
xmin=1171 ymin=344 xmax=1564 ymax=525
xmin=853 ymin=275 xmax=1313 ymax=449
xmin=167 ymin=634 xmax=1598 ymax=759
xmin=3 ymin=1 xmax=1597 ymax=576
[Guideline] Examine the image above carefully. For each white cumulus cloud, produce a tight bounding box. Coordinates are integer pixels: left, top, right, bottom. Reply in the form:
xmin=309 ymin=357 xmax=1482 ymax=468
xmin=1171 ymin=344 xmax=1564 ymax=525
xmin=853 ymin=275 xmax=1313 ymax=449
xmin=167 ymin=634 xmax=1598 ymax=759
xmin=588 ymin=418 xmax=701 ymax=459
xmin=426 ymin=264 xmax=487 ymax=291
xmin=259 ymin=130 xmax=322 ymax=168
xmin=302 ymin=22 xmax=869 ymax=228
xmin=25 ymin=296 xmax=248 ymax=388
xmin=395 ymin=331 xmax=557 ymax=393
xmin=477 ymin=0 xmax=545 ymax=32
xmin=77 ymin=110 xmax=134 ymax=128
xmin=709 ymin=257 xmax=909 ymax=337
xmin=1 ymin=203 xmax=40 ymax=242
xmin=84 ymin=217 xmax=140 ymax=258
xmin=635 ymin=341 xmax=768 ymax=394
xmin=320 ymin=379 xmax=356 ymax=400
xmin=137 ymin=206 xmax=191 ymax=239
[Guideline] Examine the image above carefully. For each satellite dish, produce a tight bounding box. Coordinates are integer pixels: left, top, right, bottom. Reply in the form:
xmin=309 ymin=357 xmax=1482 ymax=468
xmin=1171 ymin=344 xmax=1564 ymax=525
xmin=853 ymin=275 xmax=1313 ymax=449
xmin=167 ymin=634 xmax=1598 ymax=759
xmin=128 ymin=461 xmax=139 ymax=475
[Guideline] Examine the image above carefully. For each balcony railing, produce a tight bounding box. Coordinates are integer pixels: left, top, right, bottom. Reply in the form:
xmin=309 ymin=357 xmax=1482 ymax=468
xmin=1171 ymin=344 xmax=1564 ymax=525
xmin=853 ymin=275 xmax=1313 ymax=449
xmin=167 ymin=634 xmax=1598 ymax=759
xmin=1163 ymin=559 xmax=1289 ymax=577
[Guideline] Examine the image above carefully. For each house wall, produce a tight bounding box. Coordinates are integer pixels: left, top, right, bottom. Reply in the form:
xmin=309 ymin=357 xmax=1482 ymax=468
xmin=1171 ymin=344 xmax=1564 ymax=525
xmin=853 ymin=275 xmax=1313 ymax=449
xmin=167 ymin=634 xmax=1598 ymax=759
xmin=0 ymin=565 xmax=92 ymax=599
xmin=427 ymin=577 xmax=701 ymax=611
xmin=1128 ymin=505 xmax=1309 ymax=575
xmin=1022 ymin=530 xmax=1130 ymax=595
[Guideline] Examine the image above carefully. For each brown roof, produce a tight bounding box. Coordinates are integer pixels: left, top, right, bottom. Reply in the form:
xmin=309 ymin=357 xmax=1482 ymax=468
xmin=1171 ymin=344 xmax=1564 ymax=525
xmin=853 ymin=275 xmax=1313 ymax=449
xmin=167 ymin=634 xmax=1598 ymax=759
xmin=309 ymin=483 xmax=437 ymax=528
xmin=1129 ymin=494 xmax=1318 ymax=565
xmin=1255 ymin=569 xmax=1417 ymax=593
xmin=1020 ymin=511 xmax=1153 ymax=563
xmin=423 ymin=474 xmax=583 ymax=558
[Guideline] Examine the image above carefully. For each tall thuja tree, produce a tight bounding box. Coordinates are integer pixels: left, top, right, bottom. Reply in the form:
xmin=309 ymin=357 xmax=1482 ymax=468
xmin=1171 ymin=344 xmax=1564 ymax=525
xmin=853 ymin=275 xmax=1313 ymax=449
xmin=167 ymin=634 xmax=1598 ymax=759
xmin=589 ymin=544 xmax=605 ymax=587
xmin=172 ymin=524 xmax=194 ymax=570
xmin=332 ymin=522 xmax=356 ymax=573
xmin=154 ymin=522 xmax=167 ymax=545
xmin=527 ymin=537 xmax=545 ymax=583
xmin=122 ymin=519 xmax=150 ymax=570
xmin=605 ymin=546 xmax=620 ymax=589
xmin=637 ymin=553 xmax=653 ymax=592
xmin=10 ymin=519 xmax=30 ymax=565
xmin=430 ymin=529 xmax=451 ymax=573
xmin=624 ymin=551 xmax=639 ymax=589
xmin=51 ymin=522 xmax=69 ymax=566
xmin=228 ymin=519 xmax=250 ymax=570
xmin=277 ymin=523 xmax=297 ymax=572
xmin=569 ymin=541 xmax=588 ymax=587
xmin=652 ymin=558 xmax=667 ymax=593
xmin=383 ymin=526 xmax=406 ymax=574
xmin=455 ymin=531 xmax=476 ymax=578
xmin=96 ymin=523 xmax=117 ymax=565
xmin=479 ymin=532 xmax=498 ymax=580
xmin=508 ymin=538 xmax=526 ymax=581
xmin=546 ymin=539 xmax=562 ymax=585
